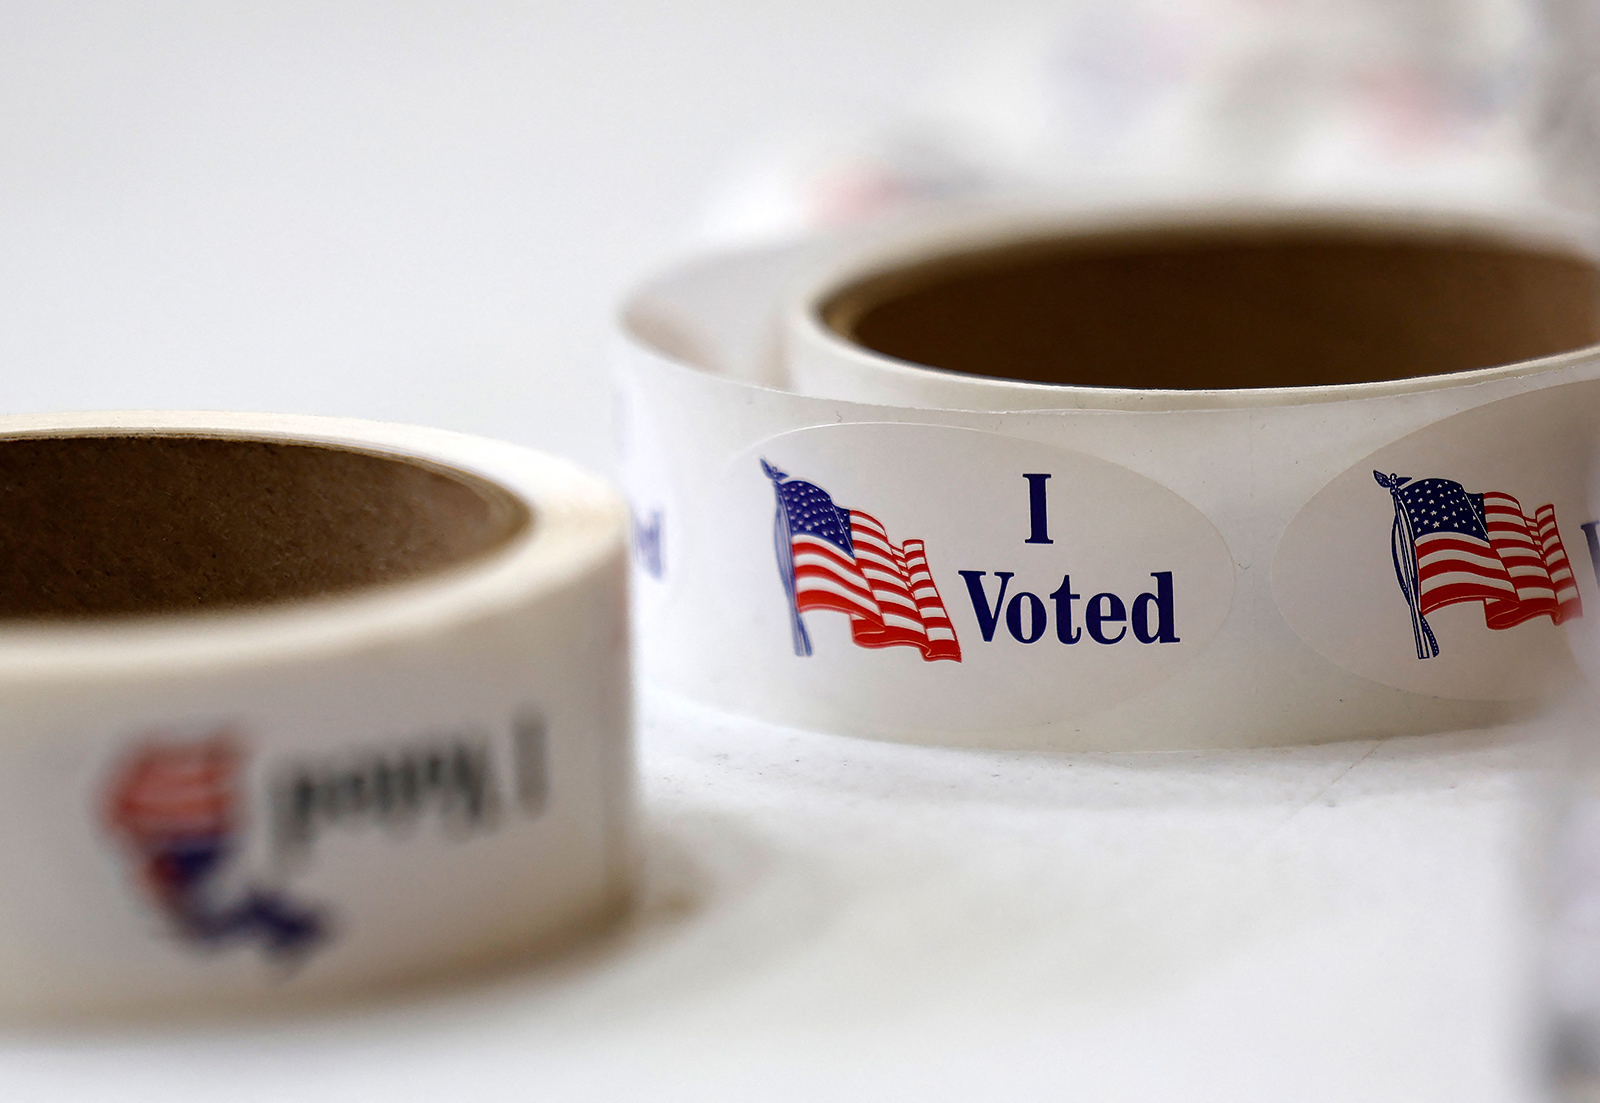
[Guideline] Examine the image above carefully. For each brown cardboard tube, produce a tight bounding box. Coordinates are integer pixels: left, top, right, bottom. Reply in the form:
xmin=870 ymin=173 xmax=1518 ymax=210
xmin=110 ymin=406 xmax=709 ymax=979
xmin=0 ymin=436 xmax=529 ymax=618
xmin=824 ymin=224 xmax=1600 ymax=390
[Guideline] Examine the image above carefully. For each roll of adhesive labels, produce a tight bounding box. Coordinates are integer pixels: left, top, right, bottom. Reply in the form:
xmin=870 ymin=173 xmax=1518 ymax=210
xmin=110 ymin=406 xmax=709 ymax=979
xmin=619 ymin=204 xmax=1600 ymax=751
xmin=0 ymin=412 xmax=632 ymax=1018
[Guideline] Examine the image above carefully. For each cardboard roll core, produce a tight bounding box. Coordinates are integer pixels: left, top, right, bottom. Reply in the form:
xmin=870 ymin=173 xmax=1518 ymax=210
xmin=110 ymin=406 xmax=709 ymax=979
xmin=0 ymin=435 xmax=529 ymax=618
xmin=823 ymin=224 xmax=1600 ymax=390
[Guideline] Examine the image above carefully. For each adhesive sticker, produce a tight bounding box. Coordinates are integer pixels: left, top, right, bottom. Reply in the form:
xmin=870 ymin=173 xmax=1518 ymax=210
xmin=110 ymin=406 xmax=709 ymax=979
xmin=616 ymin=379 xmax=678 ymax=605
xmin=1275 ymin=379 xmax=1600 ymax=699
xmin=698 ymin=423 xmax=1236 ymax=734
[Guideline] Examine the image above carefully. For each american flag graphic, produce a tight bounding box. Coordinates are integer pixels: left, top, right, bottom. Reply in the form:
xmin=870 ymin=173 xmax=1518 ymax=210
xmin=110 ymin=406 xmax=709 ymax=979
xmin=109 ymin=738 xmax=238 ymax=843
xmin=105 ymin=734 xmax=324 ymax=956
xmin=1375 ymin=471 xmax=1582 ymax=659
xmin=763 ymin=460 xmax=961 ymax=661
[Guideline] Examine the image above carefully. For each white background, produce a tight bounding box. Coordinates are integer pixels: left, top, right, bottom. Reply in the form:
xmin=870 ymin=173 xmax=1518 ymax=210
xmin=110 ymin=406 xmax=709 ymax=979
xmin=0 ymin=2 xmax=1567 ymax=1100
xmin=0 ymin=0 xmax=1047 ymax=470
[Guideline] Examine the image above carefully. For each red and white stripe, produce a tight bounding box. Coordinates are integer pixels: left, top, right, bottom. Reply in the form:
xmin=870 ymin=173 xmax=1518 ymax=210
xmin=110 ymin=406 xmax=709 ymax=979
xmin=1415 ymin=493 xmax=1582 ymax=629
xmin=107 ymin=738 xmax=239 ymax=842
xmin=900 ymin=539 xmax=960 ymax=660
xmin=788 ymin=510 xmax=961 ymax=662
xmin=1480 ymin=493 xmax=1582 ymax=627
xmin=1536 ymin=504 xmax=1582 ymax=612
xmin=1415 ymin=527 xmax=1516 ymax=615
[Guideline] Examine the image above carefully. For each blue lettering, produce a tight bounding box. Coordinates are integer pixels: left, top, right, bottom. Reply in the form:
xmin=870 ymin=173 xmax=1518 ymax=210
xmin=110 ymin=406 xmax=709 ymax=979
xmin=1085 ymin=593 xmax=1127 ymax=644
xmin=962 ymin=570 xmax=1178 ymax=645
xmin=1131 ymin=572 xmax=1180 ymax=644
xmin=1048 ymin=575 xmax=1081 ymax=643
xmin=959 ymin=570 xmax=1013 ymax=642
xmin=1006 ymin=592 xmax=1047 ymax=643
xmin=1023 ymin=474 xmax=1053 ymax=544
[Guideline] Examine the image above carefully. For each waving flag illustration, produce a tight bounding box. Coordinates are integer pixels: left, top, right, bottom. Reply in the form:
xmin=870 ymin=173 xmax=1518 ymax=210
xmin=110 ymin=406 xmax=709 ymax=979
xmin=763 ymin=460 xmax=961 ymax=661
xmin=106 ymin=734 xmax=324 ymax=957
xmin=1375 ymin=471 xmax=1582 ymax=659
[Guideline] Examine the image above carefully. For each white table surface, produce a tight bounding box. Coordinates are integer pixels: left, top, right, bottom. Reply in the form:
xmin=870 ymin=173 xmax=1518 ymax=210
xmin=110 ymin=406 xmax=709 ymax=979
xmin=0 ymin=3 xmax=1565 ymax=1099
xmin=0 ymin=690 xmax=1555 ymax=1101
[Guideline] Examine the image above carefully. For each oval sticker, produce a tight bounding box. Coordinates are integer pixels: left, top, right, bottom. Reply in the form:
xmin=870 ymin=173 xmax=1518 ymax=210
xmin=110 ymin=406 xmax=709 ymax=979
xmin=695 ymin=422 xmax=1236 ymax=735
xmin=1274 ymin=379 xmax=1600 ymax=700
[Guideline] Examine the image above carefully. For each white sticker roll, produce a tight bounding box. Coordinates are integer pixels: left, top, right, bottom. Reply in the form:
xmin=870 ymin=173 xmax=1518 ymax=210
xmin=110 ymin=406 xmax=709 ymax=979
xmin=0 ymin=412 xmax=632 ymax=1019
xmin=619 ymin=204 xmax=1600 ymax=751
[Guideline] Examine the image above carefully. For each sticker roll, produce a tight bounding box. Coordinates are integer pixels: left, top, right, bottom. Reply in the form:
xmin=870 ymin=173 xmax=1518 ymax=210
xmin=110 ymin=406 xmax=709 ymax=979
xmin=0 ymin=412 xmax=633 ymax=1019
xmin=619 ymin=204 xmax=1600 ymax=752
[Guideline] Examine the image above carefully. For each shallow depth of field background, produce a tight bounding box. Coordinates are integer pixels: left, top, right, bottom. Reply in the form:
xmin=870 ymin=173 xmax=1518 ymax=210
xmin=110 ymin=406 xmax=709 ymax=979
xmin=1 ymin=4 xmax=1589 ymax=1102
xmin=0 ymin=0 xmax=1558 ymax=470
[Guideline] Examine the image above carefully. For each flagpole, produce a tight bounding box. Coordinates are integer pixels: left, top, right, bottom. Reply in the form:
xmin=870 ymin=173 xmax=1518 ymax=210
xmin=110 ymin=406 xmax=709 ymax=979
xmin=763 ymin=461 xmax=812 ymax=657
xmin=1375 ymin=471 xmax=1438 ymax=660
